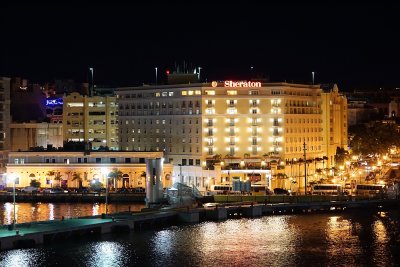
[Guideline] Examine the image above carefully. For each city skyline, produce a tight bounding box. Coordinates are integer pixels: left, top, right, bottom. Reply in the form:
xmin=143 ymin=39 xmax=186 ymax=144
xmin=1 ymin=2 xmax=400 ymax=90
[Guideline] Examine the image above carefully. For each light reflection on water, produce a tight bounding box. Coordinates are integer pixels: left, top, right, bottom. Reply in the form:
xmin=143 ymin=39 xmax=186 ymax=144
xmin=0 ymin=249 xmax=44 ymax=267
xmin=0 ymin=202 xmax=145 ymax=224
xmin=0 ymin=210 xmax=399 ymax=266
xmin=86 ymin=241 xmax=129 ymax=267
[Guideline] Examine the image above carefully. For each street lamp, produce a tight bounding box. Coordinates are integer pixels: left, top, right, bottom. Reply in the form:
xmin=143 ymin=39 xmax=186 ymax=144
xmin=7 ymin=174 xmax=17 ymax=230
xmin=101 ymin=167 xmax=109 ymax=216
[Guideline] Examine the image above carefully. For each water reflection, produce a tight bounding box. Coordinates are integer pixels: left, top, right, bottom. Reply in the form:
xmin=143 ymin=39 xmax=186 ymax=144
xmin=0 ymin=202 xmax=145 ymax=224
xmin=149 ymin=217 xmax=298 ymax=267
xmin=0 ymin=249 xmax=44 ymax=267
xmin=0 ymin=210 xmax=399 ymax=266
xmin=86 ymin=241 xmax=128 ymax=267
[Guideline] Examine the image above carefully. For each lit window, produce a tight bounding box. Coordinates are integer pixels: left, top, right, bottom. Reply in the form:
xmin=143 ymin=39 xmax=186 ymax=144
xmin=205 ymin=90 xmax=215 ymax=95
xmin=206 ymin=108 xmax=215 ymax=114
xmin=182 ymin=91 xmax=187 ymax=96
xmin=227 ymin=90 xmax=237 ymax=95
xmin=188 ymin=91 xmax=194 ymax=95
xmin=195 ymin=90 xmax=201 ymax=95
xmin=155 ymin=92 xmax=161 ymax=97
xmin=228 ymin=108 xmax=236 ymax=114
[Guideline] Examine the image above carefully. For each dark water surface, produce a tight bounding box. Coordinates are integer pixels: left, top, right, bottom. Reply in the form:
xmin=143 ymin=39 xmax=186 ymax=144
xmin=0 ymin=202 xmax=144 ymax=225
xmin=0 ymin=208 xmax=399 ymax=267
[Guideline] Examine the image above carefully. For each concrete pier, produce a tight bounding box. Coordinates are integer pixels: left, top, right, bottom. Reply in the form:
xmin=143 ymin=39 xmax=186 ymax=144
xmin=204 ymin=206 xmax=227 ymax=221
xmin=178 ymin=209 xmax=199 ymax=223
xmin=242 ymin=204 xmax=263 ymax=217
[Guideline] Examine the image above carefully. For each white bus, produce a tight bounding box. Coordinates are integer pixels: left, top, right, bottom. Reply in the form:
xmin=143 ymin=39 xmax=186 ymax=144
xmin=251 ymin=183 xmax=272 ymax=195
xmin=354 ymin=184 xmax=384 ymax=196
xmin=311 ymin=184 xmax=342 ymax=195
xmin=209 ymin=185 xmax=232 ymax=195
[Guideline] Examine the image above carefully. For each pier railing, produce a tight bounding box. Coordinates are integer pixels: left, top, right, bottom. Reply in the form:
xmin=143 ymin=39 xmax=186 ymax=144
xmin=213 ymin=194 xmax=386 ymax=203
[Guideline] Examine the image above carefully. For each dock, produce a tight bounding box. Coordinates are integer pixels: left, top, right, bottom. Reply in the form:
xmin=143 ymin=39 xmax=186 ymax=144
xmin=1 ymin=198 xmax=399 ymax=250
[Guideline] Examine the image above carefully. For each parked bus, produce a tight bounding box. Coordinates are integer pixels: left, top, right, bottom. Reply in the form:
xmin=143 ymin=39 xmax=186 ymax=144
xmin=209 ymin=185 xmax=233 ymax=195
xmin=354 ymin=184 xmax=384 ymax=196
xmin=311 ymin=184 xmax=342 ymax=195
xmin=251 ymin=183 xmax=272 ymax=195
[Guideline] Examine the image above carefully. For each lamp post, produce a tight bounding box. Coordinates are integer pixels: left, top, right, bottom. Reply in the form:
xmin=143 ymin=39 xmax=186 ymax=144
xmin=101 ymin=167 xmax=109 ymax=216
xmin=12 ymin=175 xmax=17 ymax=230
xmin=7 ymin=174 xmax=17 ymax=230
xmin=303 ymin=142 xmax=307 ymax=195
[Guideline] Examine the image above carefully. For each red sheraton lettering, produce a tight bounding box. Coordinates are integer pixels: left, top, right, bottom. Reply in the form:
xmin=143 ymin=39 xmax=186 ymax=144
xmin=224 ymin=81 xmax=261 ymax=87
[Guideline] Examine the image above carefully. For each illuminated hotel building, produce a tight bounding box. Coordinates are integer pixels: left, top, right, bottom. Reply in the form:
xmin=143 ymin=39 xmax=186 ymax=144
xmin=116 ymin=81 xmax=347 ymax=191
xmin=63 ymin=92 xmax=119 ymax=150
xmin=6 ymin=151 xmax=173 ymax=189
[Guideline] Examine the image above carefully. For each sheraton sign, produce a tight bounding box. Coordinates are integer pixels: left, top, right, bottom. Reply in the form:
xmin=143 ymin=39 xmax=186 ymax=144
xmin=224 ymin=81 xmax=261 ymax=87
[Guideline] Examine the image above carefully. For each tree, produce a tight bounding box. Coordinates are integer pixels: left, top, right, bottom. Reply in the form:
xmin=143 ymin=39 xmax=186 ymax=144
xmin=72 ymin=172 xmax=83 ymax=188
xmin=335 ymin=147 xmax=349 ymax=166
xmin=349 ymin=122 xmax=400 ymax=155
xmin=30 ymin=179 xmax=41 ymax=188
xmin=108 ymin=168 xmax=123 ymax=189
xmin=46 ymin=170 xmax=56 ymax=187
xmin=54 ymin=172 xmax=63 ymax=187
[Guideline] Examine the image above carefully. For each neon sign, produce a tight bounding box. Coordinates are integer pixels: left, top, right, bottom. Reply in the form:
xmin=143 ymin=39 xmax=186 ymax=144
xmin=224 ymin=81 xmax=261 ymax=88
xmin=46 ymin=98 xmax=63 ymax=106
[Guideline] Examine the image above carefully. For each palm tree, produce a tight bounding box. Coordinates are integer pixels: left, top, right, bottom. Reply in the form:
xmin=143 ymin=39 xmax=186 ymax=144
xmin=72 ymin=172 xmax=83 ymax=188
xmin=140 ymin=171 xmax=146 ymax=187
xmin=108 ymin=168 xmax=123 ymax=189
xmin=46 ymin=170 xmax=55 ymax=187
xmin=54 ymin=172 xmax=63 ymax=187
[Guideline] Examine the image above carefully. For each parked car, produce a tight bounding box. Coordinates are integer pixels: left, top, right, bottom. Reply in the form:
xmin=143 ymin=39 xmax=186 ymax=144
xmin=42 ymin=188 xmax=53 ymax=193
xmin=132 ymin=187 xmax=145 ymax=193
xmin=50 ymin=187 xmax=69 ymax=194
xmin=273 ymin=188 xmax=290 ymax=195
xmin=116 ymin=188 xmax=132 ymax=193
xmin=21 ymin=186 xmax=39 ymax=193
xmin=4 ymin=187 xmax=21 ymax=193
xmin=74 ymin=187 xmax=90 ymax=193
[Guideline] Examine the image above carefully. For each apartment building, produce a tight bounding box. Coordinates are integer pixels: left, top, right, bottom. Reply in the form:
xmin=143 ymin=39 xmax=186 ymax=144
xmin=63 ymin=92 xmax=119 ymax=150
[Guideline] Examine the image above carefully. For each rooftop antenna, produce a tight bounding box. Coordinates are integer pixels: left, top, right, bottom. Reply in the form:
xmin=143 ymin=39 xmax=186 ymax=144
xmin=312 ymin=71 xmax=315 ymax=85
xmin=155 ymin=67 xmax=158 ymax=85
xmin=198 ymin=67 xmax=202 ymax=81
xmin=89 ymin=67 xmax=94 ymax=96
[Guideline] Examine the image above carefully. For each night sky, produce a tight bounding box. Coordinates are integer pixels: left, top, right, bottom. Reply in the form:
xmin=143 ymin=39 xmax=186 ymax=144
xmin=1 ymin=2 xmax=400 ymax=90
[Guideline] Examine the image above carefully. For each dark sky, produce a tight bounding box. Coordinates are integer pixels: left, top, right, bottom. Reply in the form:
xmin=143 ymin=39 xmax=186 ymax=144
xmin=1 ymin=2 xmax=400 ymax=90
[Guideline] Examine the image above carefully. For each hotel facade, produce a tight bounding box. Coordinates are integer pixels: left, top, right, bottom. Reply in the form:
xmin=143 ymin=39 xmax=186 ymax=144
xmin=116 ymin=81 xmax=348 ymax=192
xmin=5 ymin=151 xmax=173 ymax=189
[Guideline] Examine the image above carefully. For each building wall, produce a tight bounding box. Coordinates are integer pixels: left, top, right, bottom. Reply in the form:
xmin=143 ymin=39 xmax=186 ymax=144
xmin=63 ymin=92 xmax=119 ymax=150
xmin=10 ymin=122 xmax=63 ymax=151
xmin=116 ymin=82 xmax=348 ymax=191
xmin=5 ymin=151 xmax=172 ymax=189
xmin=0 ymin=77 xmax=11 ymax=184
xmin=321 ymin=85 xmax=348 ymax=167
xmin=0 ymin=77 xmax=11 ymax=151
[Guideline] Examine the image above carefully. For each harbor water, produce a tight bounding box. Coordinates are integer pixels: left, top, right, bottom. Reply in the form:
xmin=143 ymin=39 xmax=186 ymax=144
xmin=0 ymin=206 xmax=399 ymax=266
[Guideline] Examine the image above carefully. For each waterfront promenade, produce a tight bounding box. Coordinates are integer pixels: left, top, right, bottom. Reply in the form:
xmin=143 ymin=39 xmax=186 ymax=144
xmin=1 ymin=197 xmax=399 ymax=250
xmin=0 ymin=192 xmax=146 ymax=203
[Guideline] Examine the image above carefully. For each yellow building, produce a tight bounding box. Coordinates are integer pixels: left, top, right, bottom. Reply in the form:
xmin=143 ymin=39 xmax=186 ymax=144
xmin=63 ymin=92 xmax=119 ymax=150
xmin=10 ymin=122 xmax=63 ymax=151
xmin=5 ymin=151 xmax=173 ymax=189
xmin=116 ymin=81 xmax=348 ymax=192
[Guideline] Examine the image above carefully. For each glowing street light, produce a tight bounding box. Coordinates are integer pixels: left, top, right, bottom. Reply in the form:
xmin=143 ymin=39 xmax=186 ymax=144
xmin=101 ymin=167 xmax=110 ymax=216
xmin=7 ymin=174 xmax=17 ymax=230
